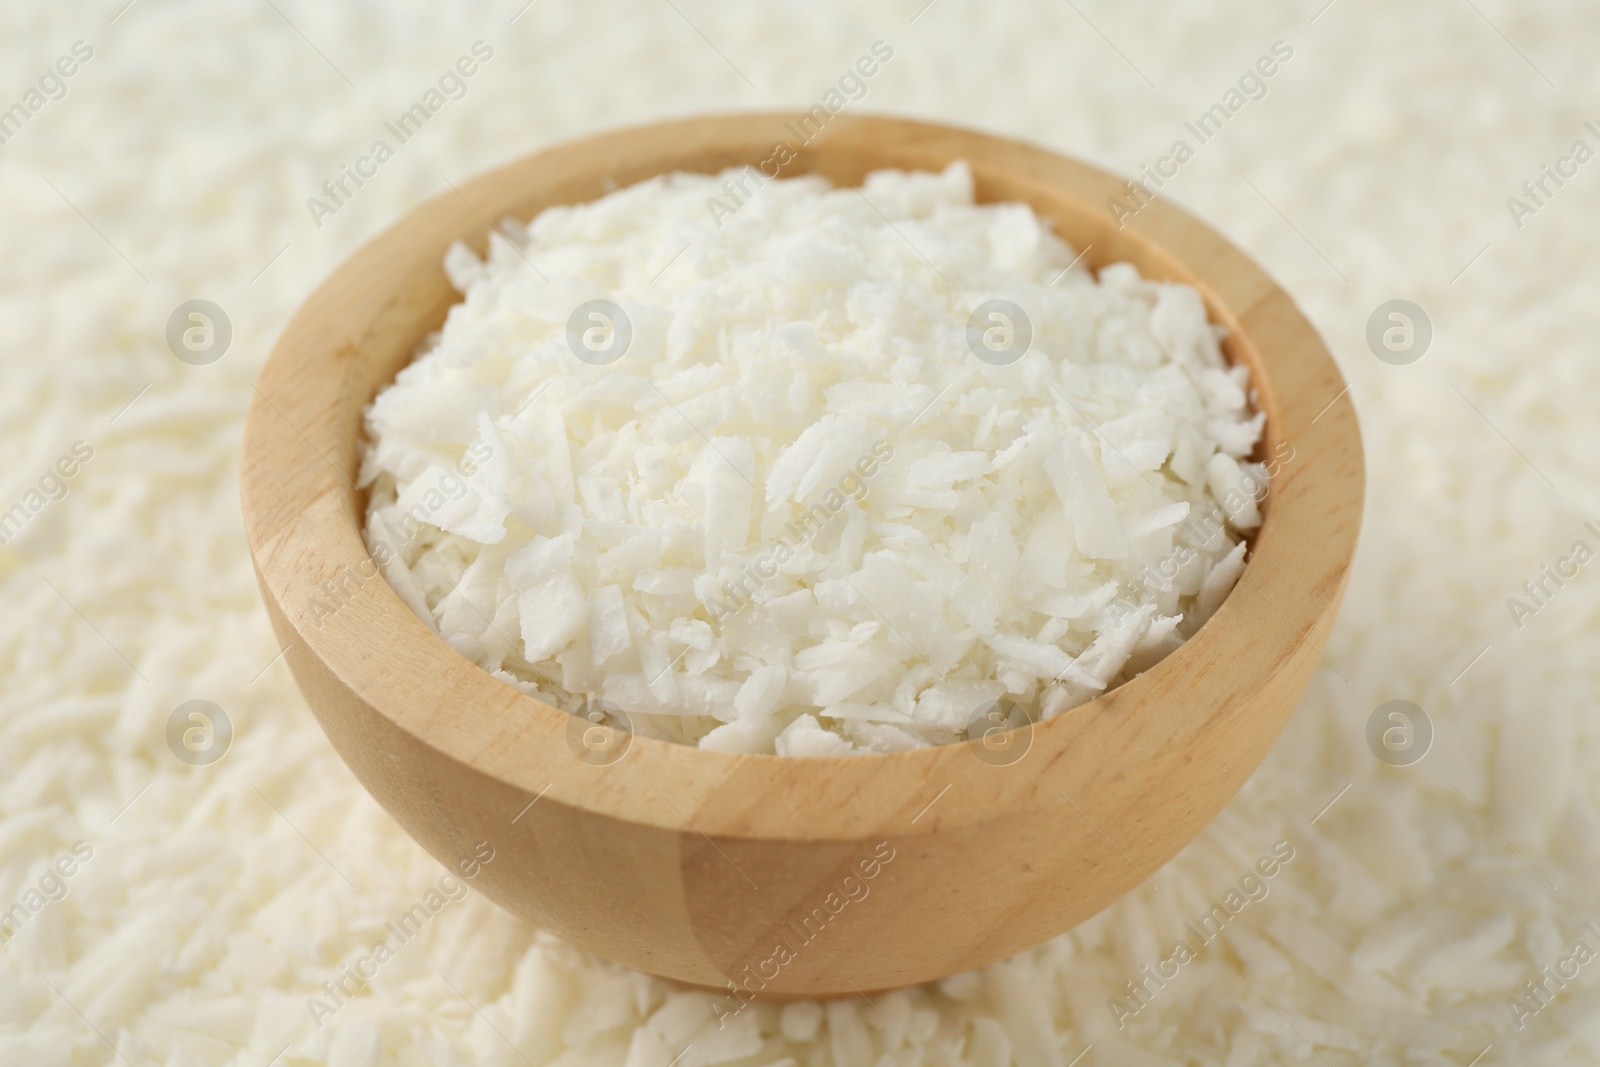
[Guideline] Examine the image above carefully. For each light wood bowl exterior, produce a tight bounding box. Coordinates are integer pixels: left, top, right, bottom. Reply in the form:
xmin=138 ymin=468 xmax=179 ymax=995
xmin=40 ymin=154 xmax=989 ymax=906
xmin=241 ymin=114 xmax=1363 ymax=997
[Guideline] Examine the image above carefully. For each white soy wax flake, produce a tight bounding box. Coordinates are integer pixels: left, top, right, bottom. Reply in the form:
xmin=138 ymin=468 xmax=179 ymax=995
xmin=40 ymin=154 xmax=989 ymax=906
xmin=361 ymin=163 xmax=1266 ymax=754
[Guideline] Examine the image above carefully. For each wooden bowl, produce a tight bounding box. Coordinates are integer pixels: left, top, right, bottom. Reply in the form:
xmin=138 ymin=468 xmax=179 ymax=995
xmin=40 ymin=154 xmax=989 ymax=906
xmin=241 ymin=113 xmax=1362 ymax=997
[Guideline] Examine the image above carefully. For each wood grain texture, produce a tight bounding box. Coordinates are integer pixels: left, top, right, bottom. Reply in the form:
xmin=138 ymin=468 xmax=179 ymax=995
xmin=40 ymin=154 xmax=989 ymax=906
xmin=240 ymin=113 xmax=1364 ymax=996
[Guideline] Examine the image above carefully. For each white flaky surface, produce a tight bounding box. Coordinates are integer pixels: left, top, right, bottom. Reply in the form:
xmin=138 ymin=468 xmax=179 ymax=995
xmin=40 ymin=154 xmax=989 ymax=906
xmin=359 ymin=164 xmax=1265 ymax=753
xmin=3 ymin=2 xmax=1599 ymax=1064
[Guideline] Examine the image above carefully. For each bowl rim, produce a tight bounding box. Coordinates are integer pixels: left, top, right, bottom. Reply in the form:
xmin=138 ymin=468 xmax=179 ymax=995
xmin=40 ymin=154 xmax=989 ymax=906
xmin=241 ymin=111 xmax=1363 ymax=845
